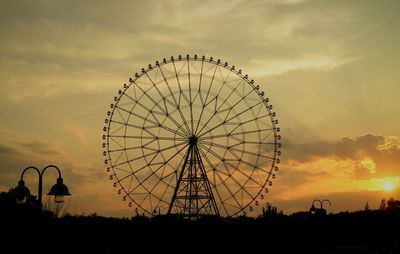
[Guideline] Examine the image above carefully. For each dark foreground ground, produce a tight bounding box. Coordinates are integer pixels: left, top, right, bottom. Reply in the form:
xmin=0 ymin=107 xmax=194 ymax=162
xmin=1 ymin=193 xmax=399 ymax=254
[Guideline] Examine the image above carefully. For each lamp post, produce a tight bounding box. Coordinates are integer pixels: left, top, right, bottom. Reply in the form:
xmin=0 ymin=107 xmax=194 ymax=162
xmin=12 ymin=165 xmax=71 ymax=207
xmin=309 ymin=199 xmax=331 ymax=215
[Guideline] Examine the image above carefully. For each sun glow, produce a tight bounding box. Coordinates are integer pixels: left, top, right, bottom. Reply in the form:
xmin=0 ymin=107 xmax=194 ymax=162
xmin=383 ymin=182 xmax=395 ymax=192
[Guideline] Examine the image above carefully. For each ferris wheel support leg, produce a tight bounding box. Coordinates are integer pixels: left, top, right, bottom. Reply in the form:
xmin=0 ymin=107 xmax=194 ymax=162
xmin=167 ymin=146 xmax=191 ymax=214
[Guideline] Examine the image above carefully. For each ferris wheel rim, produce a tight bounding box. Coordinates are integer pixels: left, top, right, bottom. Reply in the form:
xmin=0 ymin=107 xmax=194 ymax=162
xmin=103 ymin=54 xmax=281 ymax=217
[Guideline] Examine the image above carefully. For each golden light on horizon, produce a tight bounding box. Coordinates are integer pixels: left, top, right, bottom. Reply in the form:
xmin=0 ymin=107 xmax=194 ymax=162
xmin=383 ymin=182 xmax=395 ymax=192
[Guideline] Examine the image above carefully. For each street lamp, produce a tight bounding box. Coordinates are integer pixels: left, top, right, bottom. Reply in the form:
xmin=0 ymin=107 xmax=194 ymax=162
xmin=11 ymin=165 xmax=71 ymax=207
xmin=309 ymin=199 xmax=331 ymax=215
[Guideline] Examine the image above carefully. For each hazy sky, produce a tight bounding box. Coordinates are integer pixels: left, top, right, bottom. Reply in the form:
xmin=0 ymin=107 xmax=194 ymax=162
xmin=0 ymin=0 xmax=399 ymax=217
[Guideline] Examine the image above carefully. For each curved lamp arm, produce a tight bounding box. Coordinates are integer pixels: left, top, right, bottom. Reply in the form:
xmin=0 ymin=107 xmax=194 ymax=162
xmin=18 ymin=166 xmax=41 ymax=204
xmin=312 ymin=199 xmax=322 ymax=209
xmin=41 ymin=164 xmax=62 ymax=178
xmin=39 ymin=165 xmax=63 ymax=206
xmin=20 ymin=166 xmax=41 ymax=181
xmin=19 ymin=165 xmax=64 ymax=207
xmin=321 ymin=199 xmax=331 ymax=209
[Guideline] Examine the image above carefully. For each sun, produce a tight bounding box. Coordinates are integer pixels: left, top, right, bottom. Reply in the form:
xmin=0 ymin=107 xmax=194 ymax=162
xmin=383 ymin=182 xmax=395 ymax=192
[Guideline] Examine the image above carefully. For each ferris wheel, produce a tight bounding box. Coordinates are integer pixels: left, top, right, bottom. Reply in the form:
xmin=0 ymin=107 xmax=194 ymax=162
xmin=103 ymin=55 xmax=281 ymax=217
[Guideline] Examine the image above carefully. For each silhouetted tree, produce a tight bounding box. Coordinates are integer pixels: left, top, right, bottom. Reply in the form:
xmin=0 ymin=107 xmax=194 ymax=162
xmin=386 ymin=198 xmax=400 ymax=211
xmin=364 ymin=201 xmax=370 ymax=211
xmin=379 ymin=198 xmax=387 ymax=210
xmin=259 ymin=202 xmax=283 ymax=218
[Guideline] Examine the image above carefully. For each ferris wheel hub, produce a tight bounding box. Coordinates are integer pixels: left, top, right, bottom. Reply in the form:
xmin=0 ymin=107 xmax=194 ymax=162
xmin=188 ymin=135 xmax=198 ymax=146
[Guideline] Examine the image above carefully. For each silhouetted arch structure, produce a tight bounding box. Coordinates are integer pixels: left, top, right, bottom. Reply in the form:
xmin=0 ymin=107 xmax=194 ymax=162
xmin=310 ymin=199 xmax=331 ymax=215
xmin=103 ymin=54 xmax=281 ymax=217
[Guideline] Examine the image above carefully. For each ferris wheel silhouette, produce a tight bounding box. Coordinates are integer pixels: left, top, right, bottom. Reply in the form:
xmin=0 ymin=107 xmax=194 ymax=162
xmin=103 ymin=55 xmax=281 ymax=217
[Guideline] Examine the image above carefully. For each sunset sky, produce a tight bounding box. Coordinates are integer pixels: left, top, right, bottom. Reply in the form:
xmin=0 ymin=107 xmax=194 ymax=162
xmin=0 ymin=0 xmax=399 ymax=217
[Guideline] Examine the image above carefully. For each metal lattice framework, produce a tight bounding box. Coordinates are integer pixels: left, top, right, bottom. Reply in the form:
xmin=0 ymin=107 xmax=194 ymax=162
xmin=102 ymin=54 xmax=281 ymax=217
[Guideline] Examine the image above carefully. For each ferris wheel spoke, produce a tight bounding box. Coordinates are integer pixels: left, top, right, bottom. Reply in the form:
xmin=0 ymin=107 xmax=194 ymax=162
xmin=110 ymin=119 xmax=148 ymax=132
xmin=199 ymin=127 xmax=274 ymax=141
xmin=108 ymin=123 xmax=125 ymax=136
xmin=207 ymin=141 xmax=272 ymax=179
xmin=130 ymin=81 xmax=167 ymax=115
xmin=197 ymin=147 xmax=230 ymax=215
xmin=109 ymin=149 xmax=125 ymax=166
xmin=114 ymin=105 xmax=187 ymax=139
xmin=198 ymin=142 xmax=263 ymax=188
xmin=198 ymin=99 xmax=265 ymax=138
xmin=120 ymin=146 xmax=185 ymax=189
xmin=213 ymin=168 xmax=243 ymax=211
xmin=194 ymin=64 xmax=218 ymax=135
xmin=156 ymin=172 xmax=176 ymax=209
xmin=198 ymin=140 xmax=240 ymax=150
xmin=197 ymin=143 xmax=235 ymax=178
xmin=200 ymin=67 xmax=233 ymax=127
xmin=228 ymin=173 xmax=257 ymax=206
xmin=131 ymin=80 xmax=190 ymax=137
xmin=224 ymin=113 xmax=271 ymax=135
xmin=239 ymin=158 xmax=271 ymax=174
xmin=108 ymin=135 xmax=186 ymax=141
xmin=213 ymin=177 xmax=229 ymax=215
xmin=125 ymin=144 xmax=189 ymax=196
xmin=144 ymin=72 xmax=167 ymax=107
xmin=135 ymin=187 xmax=154 ymax=208
xmin=196 ymin=87 xmax=255 ymax=137
xmin=158 ymin=66 xmax=192 ymax=136
xmin=227 ymin=145 xmax=275 ymax=161
xmin=144 ymin=71 xmax=192 ymax=136
xmin=115 ymin=106 xmax=127 ymax=123
xmin=235 ymin=166 xmax=264 ymax=188
xmin=159 ymin=170 xmax=176 ymax=181
xmin=112 ymin=140 xmax=187 ymax=169
xmin=187 ymin=58 xmax=195 ymax=134
xmin=111 ymin=119 xmax=187 ymax=139
xmin=127 ymin=172 xmax=134 ymax=192
xmin=112 ymin=152 xmax=155 ymax=168
xmin=121 ymin=92 xmax=156 ymax=117
xmin=141 ymin=142 xmax=187 ymax=175
xmin=136 ymin=173 xmax=168 ymax=209
xmin=109 ymin=138 xmax=159 ymax=153
xmin=194 ymin=61 xmax=206 ymax=114
xmin=171 ymin=61 xmax=192 ymax=131
xmin=198 ymin=142 xmax=244 ymax=167
xmin=195 ymin=78 xmax=244 ymax=136
xmin=221 ymin=154 xmax=264 ymax=188
xmin=191 ymin=67 xmax=204 ymax=108
xmin=108 ymin=136 xmax=126 ymax=150
xmin=114 ymin=166 xmax=133 ymax=175
xmin=221 ymin=89 xmax=256 ymax=123
xmin=144 ymin=140 xmax=187 ymax=154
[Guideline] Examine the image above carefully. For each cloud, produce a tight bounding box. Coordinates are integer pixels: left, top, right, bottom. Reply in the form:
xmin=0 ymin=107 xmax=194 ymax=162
xmin=18 ymin=141 xmax=61 ymax=155
xmin=273 ymin=166 xmax=329 ymax=193
xmin=0 ymin=144 xmax=17 ymax=154
xmin=284 ymin=134 xmax=386 ymax=162
xmin=250 ymin=55 xmax=357 ymax=77
xmin=280 ymin=133 xmax=400 ymax=183
xmin=0 ymin=142 xmax=68 ymax=186
xmin=353 ymin=157 xmax=376 ymax=180
xmin=0 ymin=0 xmax=367 ymax=101
xmin=267 ymin=134 xmax=399 ymax=206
